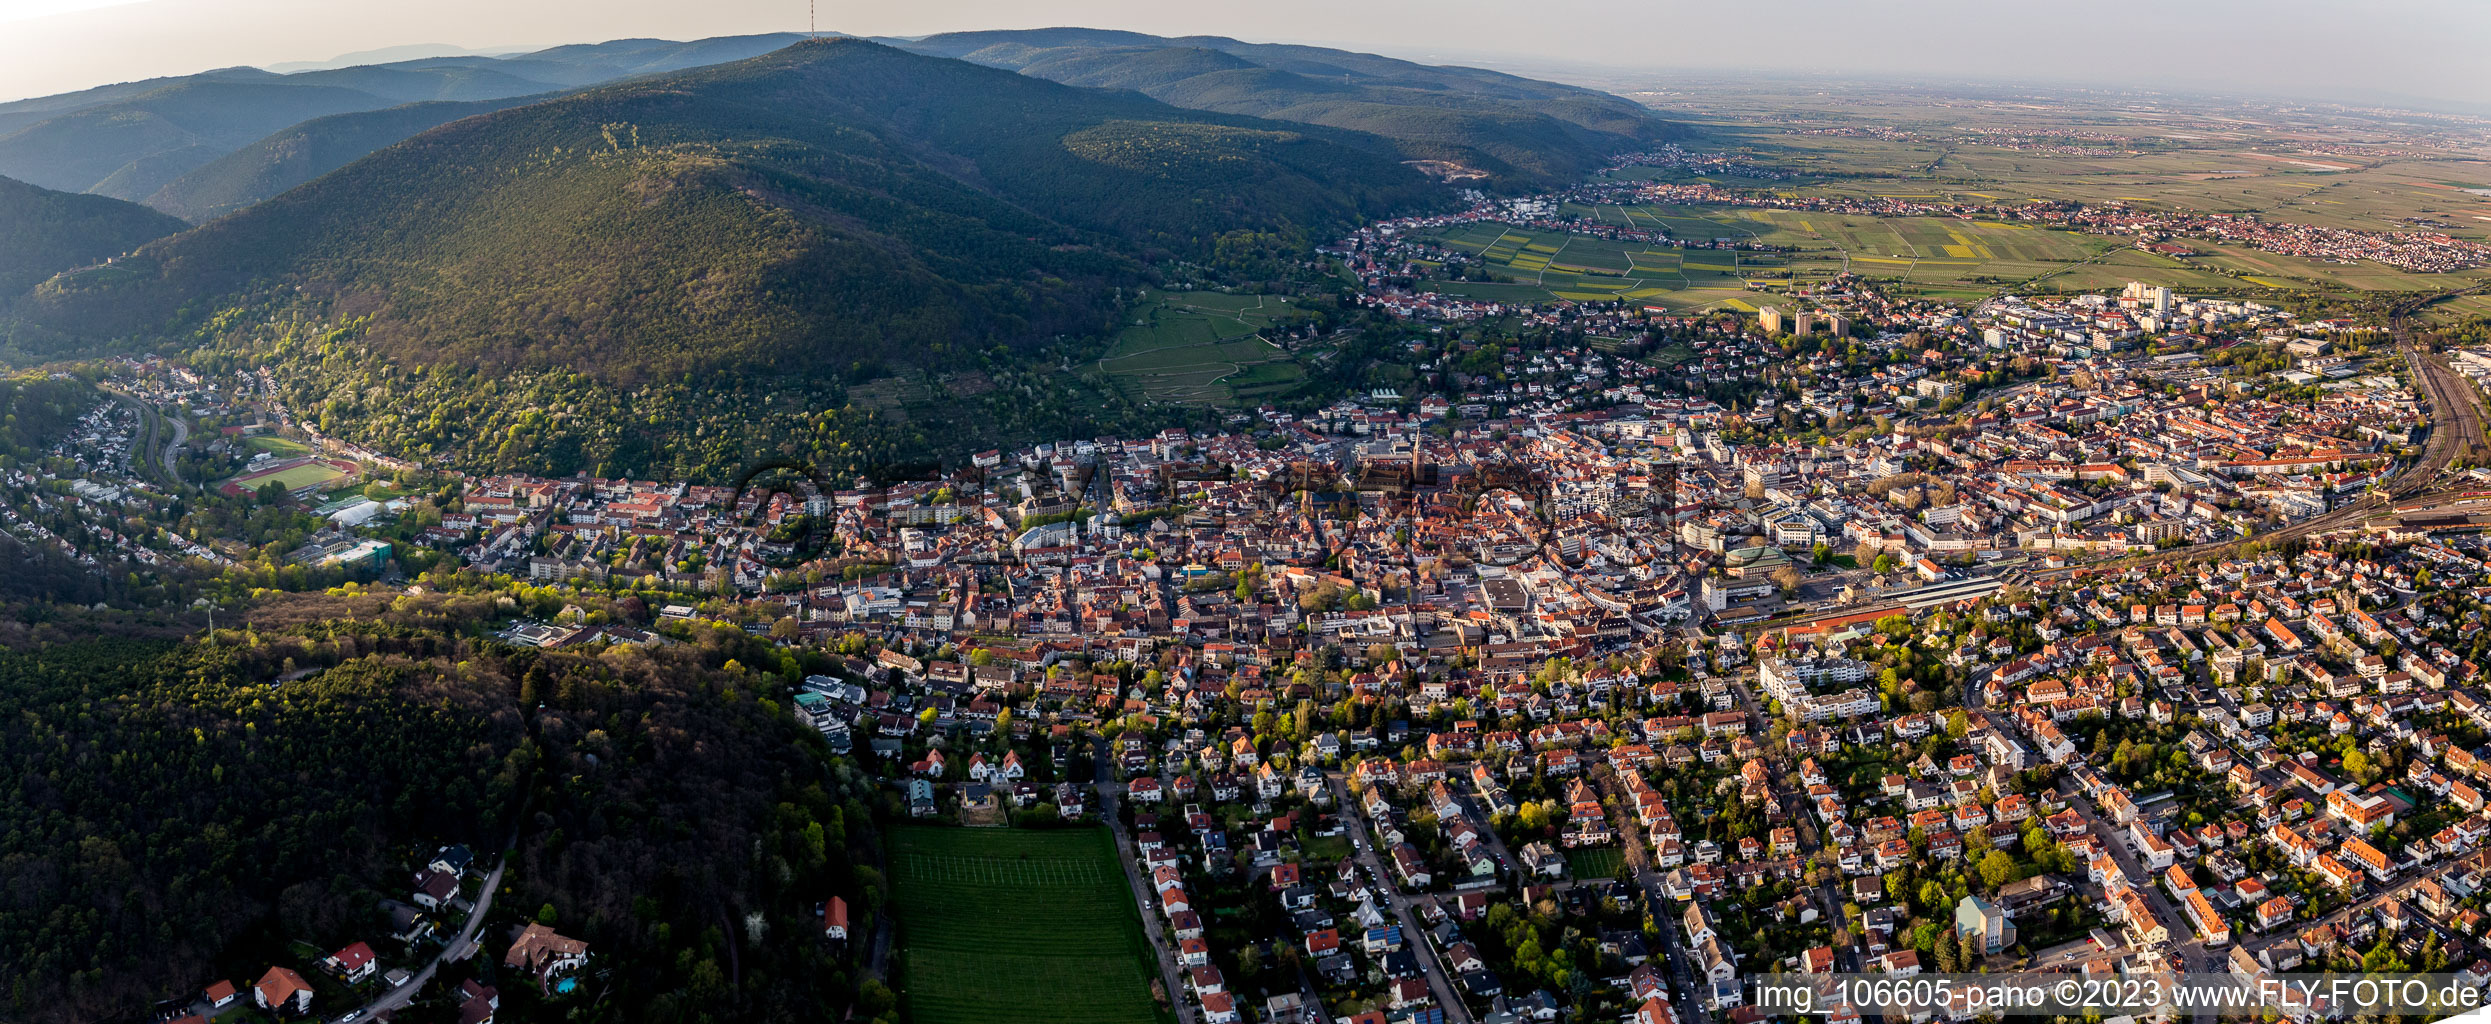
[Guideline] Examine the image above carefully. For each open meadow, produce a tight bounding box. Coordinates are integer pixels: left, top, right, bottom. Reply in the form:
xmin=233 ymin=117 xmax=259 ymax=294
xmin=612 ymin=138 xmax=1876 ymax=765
xmin=887 ymin=825 xmax=1170 ymax=1024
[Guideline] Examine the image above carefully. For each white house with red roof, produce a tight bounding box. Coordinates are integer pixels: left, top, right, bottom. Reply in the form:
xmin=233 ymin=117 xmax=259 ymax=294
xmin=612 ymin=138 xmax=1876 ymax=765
xmin=322 ymin=940 xmax=377 ymax=982
xmin=253 ymin=966 xmax=312 ymax=1014
xmin=823 ymin=896 xmax=849 ymax=941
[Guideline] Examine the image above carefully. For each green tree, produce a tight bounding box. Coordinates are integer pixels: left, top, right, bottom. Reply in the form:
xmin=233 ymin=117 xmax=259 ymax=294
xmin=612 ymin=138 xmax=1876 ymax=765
xmin=1978 ymin=850 xmax=2019 ymax=890
xmin=2342 ymin=749 xmax=2374 ymax=784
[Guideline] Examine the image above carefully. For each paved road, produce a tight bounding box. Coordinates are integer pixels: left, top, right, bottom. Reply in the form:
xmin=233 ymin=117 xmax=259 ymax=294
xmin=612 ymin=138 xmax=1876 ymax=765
xmin=2065 ymin=794 xmax=2217 ymax=1024
xmin=1094 ymin=752 xmax=1197 ymax=1024
xmin=97 ymin=387 xmax=153 ymax=481
xmin=1589 ymin=766 xmax=1707 ymax=1024
xmin=1765 ymin=297 xmax=2491 ymax=641
xmin=159 ymin=410 xmax=189 ymax=486
xmin=2020 ymin=291 xmax=2491 ymax=582
xmin=2030 ymin=935 xmax=2123 ymax=969
xmin=1723 ymin=669 xmax=1865 ymax=974
xmin=95 ymin=387 xmax=190 ymax=488
xmin=344 ymin=859 xmax=506 ymax=1019
xmin=2238 ymin=858 xmax=2457 ymax=959
xmin=1327 ymin=773 xmax=1475 ymax=1024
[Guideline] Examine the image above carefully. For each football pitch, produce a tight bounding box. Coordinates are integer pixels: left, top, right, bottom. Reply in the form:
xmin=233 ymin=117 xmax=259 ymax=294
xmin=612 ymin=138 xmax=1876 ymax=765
xmin=219 ymin=457 xmax=354 ymax=497
xmin=887 ymin=825 xmax=1171 ymax=1024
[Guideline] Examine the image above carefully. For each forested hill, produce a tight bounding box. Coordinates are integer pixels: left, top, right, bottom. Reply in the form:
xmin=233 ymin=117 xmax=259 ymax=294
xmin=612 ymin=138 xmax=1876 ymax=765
xmin=0 ymin=589 xmax=879 ymax=1024
xmin=900 ymin=28 xmax=1678 ymax=186
xmin=143 ymin=96 xmax=544 ymax=222
xmin=0 ymin=175 xmax=187 ymax=294
xmin=0 ymin=34 xmax=810 ymax=202
xmin=28 ymin=38 xmax=1429 ymax=380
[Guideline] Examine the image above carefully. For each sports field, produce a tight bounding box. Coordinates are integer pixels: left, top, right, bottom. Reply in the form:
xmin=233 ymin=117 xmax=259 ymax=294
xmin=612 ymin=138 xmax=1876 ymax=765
xmin=1096 ymin=292 xmax=1307 ymax=406
xmin=887 ymin=825 xmax=1170 ymax=1024
xmin=1564 ymin=846 xmax=1626 ymax=880
xmin=218 ymin=457 xmax=354 ymax=497
xmin=244 ymin=435 xmax=312 ymax=457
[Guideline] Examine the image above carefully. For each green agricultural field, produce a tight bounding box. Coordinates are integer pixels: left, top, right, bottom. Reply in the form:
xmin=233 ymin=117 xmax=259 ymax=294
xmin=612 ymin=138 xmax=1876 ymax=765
xmin=1428 ymin=207 xmax=2121 ymax=306
xmin=1437 ymin=193 xmax=2491 ymax=306
xmin=2422 ymin=292 xmax=2491 ymax=325
xmin=888 ymin=825 xmax=1170 ymax=1024
xmin=1576 ymin=86 xmax=2491 ymax=302
xmin=1428 ymin=220 xmax=1762 ymax=310
xmin=1096 ymin=292 xmax=1308 ymax=406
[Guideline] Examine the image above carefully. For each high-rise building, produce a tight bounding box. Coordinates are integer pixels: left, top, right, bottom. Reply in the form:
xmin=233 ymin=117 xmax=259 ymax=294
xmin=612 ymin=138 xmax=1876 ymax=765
xmin=1758 ymin=306 xmax=1784 ymax=334
xmin=1956 ymin=896 xmax=2017 ymax=955
xmin=1794 ymin=311 xmax=1816 ymax=336
xmin=1825 ymin=313 xmax=1850 ymax=337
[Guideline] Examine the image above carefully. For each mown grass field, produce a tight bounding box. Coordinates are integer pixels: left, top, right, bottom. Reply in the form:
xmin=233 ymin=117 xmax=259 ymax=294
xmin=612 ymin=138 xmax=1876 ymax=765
xmin=1096 ymin=291 xmax=1307 ymax=406
xmin=257 ymin=462 xmax=349 ymax=490
xmin=1565 ymin=846 xmax=1626 ymax=880
xmin=888 ymin=825 xmax=1170 ymax=1024
xmin=221 ymin=456 xmax=353 ymax=496
xmin=243 ymin=434 xmax=312 ymax=457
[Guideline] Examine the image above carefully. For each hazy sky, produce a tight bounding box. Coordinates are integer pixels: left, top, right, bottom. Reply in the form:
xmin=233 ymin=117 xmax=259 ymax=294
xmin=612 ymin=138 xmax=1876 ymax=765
xmin=0 ymin=0 xmax=2484 ymax=108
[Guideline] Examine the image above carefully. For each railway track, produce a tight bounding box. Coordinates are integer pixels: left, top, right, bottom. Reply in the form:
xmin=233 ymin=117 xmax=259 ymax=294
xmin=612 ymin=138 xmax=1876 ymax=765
xmin=2019 ymin=287 xmax=2488 ymax=581
xmin=1758 ymin=289 xmax=2488 ymax=633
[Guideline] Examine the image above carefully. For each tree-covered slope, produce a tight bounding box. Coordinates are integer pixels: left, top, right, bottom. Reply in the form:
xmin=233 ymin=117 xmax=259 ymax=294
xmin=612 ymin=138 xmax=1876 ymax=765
xmin=0 ymin=174 xmax=187 ymax=294
xmin=0 ymin=79 xmax=410 ymax=198
xmin=480 ymin=32 xmax=813 ymax=86
xmin=0 ymin=34 xmax=813 ymax=207
xmin=144 ymin=96 xmax=543 ymax=222
xmin=901 ymin=28 xmax=1677 ymax=185
xmin=30 ymin=39 xmax=1430 ymax=384
xmin=0 ymin=591 xmax=879 ymax=1024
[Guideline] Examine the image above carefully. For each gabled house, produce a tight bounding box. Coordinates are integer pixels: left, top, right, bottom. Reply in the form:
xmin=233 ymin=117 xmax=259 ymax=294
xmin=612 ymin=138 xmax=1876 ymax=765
xmin=823 ymin=896 xmax=850 ymax=942
xmin=322 ymin=941 xmax=377 ymax=982
xmin=253 ymin=967 xmax=313 ymax=1015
